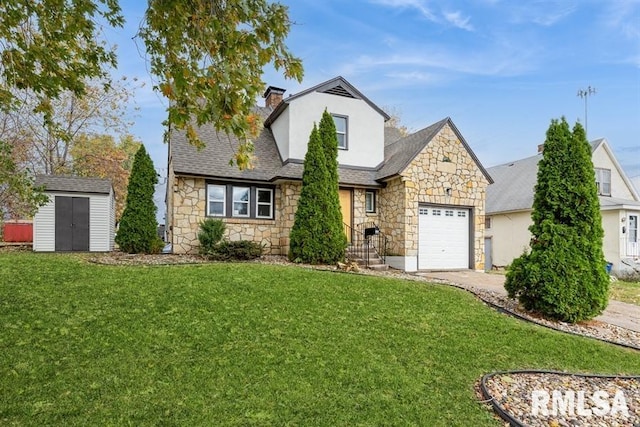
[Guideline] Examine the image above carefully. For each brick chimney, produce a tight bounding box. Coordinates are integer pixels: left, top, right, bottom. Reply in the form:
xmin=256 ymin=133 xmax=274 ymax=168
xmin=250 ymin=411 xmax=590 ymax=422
xmin=537 ymin=143 xmax=544 ymax=153
xmin=263 ymin=86 xmax=286 ymax=109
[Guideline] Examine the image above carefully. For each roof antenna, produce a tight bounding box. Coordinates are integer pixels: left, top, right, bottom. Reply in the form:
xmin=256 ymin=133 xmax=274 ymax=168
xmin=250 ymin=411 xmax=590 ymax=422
xmin=577 ymin=86 xmax=596 ymax=138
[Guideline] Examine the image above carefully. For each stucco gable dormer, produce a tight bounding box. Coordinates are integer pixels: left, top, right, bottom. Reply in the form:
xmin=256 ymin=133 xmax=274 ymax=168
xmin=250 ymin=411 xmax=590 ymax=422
xmin=264 ymin=77 xmax=390 ymax=169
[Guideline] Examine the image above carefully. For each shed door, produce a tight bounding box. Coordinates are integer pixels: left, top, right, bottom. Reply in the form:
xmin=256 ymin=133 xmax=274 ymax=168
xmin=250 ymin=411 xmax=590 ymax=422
xmin=418 ymin=206 xmax=469 ymax=270
xmin=55 ymin=196 xmax=90 ymax=251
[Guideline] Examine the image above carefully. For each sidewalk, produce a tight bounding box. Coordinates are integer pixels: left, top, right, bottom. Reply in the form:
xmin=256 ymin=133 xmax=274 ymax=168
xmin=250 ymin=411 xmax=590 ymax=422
xmin=415 ymin=270 xmax=640 ymax=333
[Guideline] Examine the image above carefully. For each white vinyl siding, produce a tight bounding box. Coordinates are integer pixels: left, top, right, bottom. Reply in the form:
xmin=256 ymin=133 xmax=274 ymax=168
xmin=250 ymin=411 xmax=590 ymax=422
xmin=33 ymin=191 xmax=114 ymax=252
xmin=33 ymin=195 xmax=55 ymax=251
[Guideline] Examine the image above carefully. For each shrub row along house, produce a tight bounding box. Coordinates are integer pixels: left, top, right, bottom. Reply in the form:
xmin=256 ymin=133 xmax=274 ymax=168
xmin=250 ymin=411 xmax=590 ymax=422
xmin=165 ymin=76 xmax=493 ymax=271
xmin=485 ymin=139 xmax=640 ymax=276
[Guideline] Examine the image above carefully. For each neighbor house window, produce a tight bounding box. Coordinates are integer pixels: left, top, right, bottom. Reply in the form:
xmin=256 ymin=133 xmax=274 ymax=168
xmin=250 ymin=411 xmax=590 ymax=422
xmin=256 ymin=188 xmax=273 ymax=218
xmin=595 ymin=168 xmax=611 ymax=196
xmin=485 ymin=217 xmax=491 ymax=229
xmin=207 ymin=185 xmax=225 ymax=216
xmin=365 ymin=191 xmax=376 ymax=213
xmin=232 ymin=187 xmax=250 ymax=217
xmin=332 ymin=114 xmax=348 ymax=149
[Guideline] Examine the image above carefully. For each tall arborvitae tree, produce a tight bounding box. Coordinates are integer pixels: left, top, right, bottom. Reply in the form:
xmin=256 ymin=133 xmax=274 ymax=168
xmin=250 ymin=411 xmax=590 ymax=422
xmin=505 ymin=117 xmax=608 ymax=323
xmin=318 ymin=109 xmax=347 ymax=261
xmin=289 ymin=125 xmax=328 ymax=263
xmin=115 ymin=145 xmax=162 ymax=253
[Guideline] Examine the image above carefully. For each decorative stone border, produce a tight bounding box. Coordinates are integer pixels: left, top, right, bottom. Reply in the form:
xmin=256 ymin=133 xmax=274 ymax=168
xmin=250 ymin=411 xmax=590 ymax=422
xmin=479 ymin=371 xmax=640 ymax=426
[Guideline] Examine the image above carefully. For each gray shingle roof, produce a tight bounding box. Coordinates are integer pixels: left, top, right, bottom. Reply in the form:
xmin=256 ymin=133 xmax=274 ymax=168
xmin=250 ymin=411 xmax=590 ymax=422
xmin=35 ymin=175 xmax=112 ymax=194
xmin=170 ymin=107 xmax=283 ymax=182
xmin=264 ymin=76 xmax=390 ymax=127
xmin=377 ymin=118 xmax=447 ymax=180
xmin=486 ymin=140 xmax=640 ymax=214
xmin=376 ymin=117 xmax=493 ymax=183
xmin=486 ymin=154 xmax=541 ymax=214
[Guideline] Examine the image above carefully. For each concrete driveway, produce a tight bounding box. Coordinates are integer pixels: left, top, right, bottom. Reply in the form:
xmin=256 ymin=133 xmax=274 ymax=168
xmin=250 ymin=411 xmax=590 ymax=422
xmin=416 ymin=270 xmax=640 ymax=333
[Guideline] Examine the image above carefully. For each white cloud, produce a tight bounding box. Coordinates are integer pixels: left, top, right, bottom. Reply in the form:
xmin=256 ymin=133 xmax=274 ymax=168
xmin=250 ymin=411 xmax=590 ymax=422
xmin=369 ymin=0 xmax=475 ymax=31
xmin=443 ymin=10 xmax=474 ymax=31
xmin=507 ymin=1 xmax=577 ymax=26
xmin=369 ymin=0 xmax=438 ymax=21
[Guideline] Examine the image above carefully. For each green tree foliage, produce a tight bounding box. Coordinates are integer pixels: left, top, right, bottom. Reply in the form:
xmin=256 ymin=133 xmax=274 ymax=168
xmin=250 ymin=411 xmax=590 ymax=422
xmin=318 ymin=110 xmax=347 ymax=262
xmin=289 ymin=125 xmax=327 ymax=263
xmin=0 ymin=0 xmax=123 ymax=113
xmin=115 ymin=145 xmax=162 ymax=253
xmin=1 ymin=0 xmax=302 ymax=217
xmin=71 ymin=134 xmax=140 ymax=220
xmin=505 ymin=118 xmax=608 ymax=323
xmin=289 ymin=114 xmax=346 ymax=264
xmin=137 ymin=0 xmax=303 ymax=169
xmin=198 ymin=218 xmax=226 ymax=255
xmin=0 ymin=141 xmax=48 ymax=220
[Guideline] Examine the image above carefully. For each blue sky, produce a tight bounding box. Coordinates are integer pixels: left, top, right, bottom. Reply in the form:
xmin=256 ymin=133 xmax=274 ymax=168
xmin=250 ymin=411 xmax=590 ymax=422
xmin=109 ymin=0 xmax=640 ymax=222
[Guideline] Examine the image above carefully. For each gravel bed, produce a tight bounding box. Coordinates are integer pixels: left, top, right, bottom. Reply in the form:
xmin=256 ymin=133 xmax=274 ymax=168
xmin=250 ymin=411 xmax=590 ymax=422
xmin=482 ymin=372 xmax=640 ymax=426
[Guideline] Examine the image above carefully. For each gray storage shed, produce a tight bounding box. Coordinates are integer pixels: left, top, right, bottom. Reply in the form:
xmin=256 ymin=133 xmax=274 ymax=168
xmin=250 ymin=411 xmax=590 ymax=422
xmin=33 ymin=175 xmax=115 ymax=252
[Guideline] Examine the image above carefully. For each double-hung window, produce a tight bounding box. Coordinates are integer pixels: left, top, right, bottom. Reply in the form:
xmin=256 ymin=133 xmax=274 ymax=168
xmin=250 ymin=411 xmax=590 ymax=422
xmin=232 ymin=187 xmax=250 ymax=217
xmin=595 ymin=168 xmax=611 ymax=196
xmin=256 ymin=188 xmax=273 ymax=218
xmin=208 ymin=185 xmax=225 ymax=216
xmin=207 ymin=183 xmax=274 ymax=219
xmin=332 ymin=114 xmax=348 ymax=149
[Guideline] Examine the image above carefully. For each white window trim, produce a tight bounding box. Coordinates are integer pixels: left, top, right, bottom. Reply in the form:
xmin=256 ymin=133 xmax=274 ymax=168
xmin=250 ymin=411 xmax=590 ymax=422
xmin=365 ymin=190 xmax=376 ymax=213
xmin=629 ymin=215 xmax=638 ymax=243
xmin=256 ymin=188 xmax=274 ymax=219
xmin=232 ymin=187 xmax=250 ymax=218
xmin=207 ymin=184 xmax=226 ymax=217
xmin=332 ymin=114 xmax=348 ymax=150
xmin=595 ymin=168 xmax=611 ymax=196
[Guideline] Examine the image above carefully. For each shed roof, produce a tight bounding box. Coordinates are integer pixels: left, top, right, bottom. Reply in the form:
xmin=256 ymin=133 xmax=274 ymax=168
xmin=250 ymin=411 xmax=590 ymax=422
xmin=35 ymin=175 xmax=113 ymax=195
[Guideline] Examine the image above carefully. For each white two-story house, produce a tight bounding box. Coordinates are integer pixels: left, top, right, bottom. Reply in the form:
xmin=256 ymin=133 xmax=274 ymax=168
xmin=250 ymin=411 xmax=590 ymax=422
xmin=485 ymin=139 xmax=640 ymax=276
xmin=166 ymin=76 xmax=492 ymax=271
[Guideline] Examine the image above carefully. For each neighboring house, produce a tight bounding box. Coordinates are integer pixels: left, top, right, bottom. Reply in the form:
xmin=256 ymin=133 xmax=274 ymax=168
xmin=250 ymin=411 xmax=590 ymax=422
xmin=166 ymin=76 xmax=492 ymax=271
xmin=33 ymin=175 xmax=115 ymax=252
xmin=485 ymin=139 xmax=640 ymax=276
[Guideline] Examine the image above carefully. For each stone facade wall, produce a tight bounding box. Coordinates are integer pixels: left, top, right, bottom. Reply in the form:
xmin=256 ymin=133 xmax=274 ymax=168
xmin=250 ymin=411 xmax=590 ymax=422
xmin=170 ymin=177 xmax=206 ymax=254
xmin=352 ymin=188 xmax=379 ymax=227
xmin=170 ymin=177 xmax=302 ymax=255
xmin=169 ymin=122 xmax=488 ymax=268
xmin=399 ymin=123 xmax=489 ymax=270
xmin=378 ymin=177 xmax=407 ymax=256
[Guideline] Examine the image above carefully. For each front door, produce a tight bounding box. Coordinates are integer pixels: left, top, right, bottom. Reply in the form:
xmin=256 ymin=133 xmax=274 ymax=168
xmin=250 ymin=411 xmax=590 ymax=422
xmin=339 ymin=189 xmax=352 ymax=242
xmin=55 ymin=196 xmax=90 ymax=251
xmin=628 ymin=215 xmax=638 ymax=257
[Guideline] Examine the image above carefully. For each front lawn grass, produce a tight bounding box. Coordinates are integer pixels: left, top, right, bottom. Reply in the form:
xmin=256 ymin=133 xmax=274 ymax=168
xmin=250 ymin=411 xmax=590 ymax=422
xmin=1 ymin=253 xmax=639 ymax=426
xmin=611 ymin=279 xmax=640 ymax=306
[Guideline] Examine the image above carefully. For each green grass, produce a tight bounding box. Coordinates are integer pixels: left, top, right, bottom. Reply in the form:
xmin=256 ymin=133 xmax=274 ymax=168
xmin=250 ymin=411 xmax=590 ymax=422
xmin=611 ymin=279 xmax=640 ymax=306
xmin=1 ymin=253 xmax=639 ymax=426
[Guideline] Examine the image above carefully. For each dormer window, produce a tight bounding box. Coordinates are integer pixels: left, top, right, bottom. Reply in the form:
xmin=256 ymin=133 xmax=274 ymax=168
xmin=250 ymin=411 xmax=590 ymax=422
xmin=332 ymin=114 xmax=348 ymax=149
xmin=595 ymin=168 xmax=611 ymax=196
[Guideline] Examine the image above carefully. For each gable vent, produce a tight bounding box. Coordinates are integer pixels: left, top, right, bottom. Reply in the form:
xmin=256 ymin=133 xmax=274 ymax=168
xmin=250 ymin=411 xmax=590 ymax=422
xmin=322 ymin=85 xmax=356 ymax=99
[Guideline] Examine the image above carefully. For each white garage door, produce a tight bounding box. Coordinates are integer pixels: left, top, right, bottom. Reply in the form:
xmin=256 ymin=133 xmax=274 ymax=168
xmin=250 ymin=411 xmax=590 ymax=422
xmin=418 ymin=206 xmax=470 ymax=270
